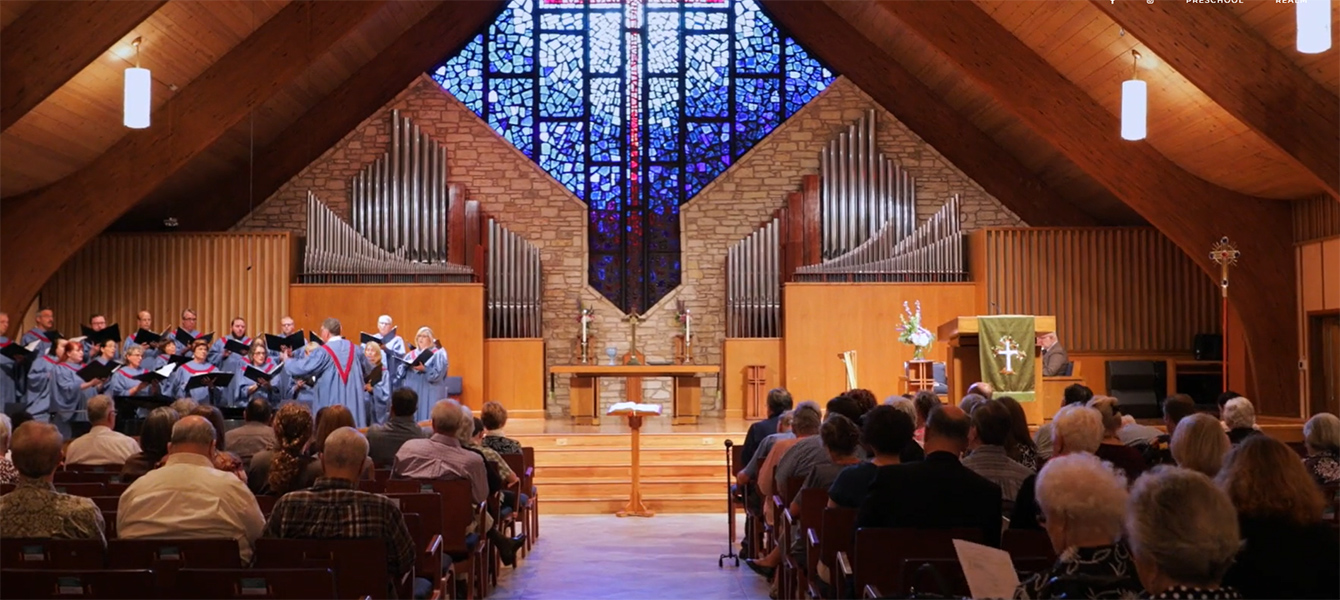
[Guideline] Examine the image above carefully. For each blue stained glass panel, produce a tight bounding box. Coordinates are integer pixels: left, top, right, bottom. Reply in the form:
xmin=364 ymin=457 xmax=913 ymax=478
xmin=589 ymin=253 xmax=620 ymax=301
xmin=647 ymin=78 xmax=679 ymax=162
xmin=646 ymin=12 xmax=680 ymax=75
xmin=540 ymin=121 xmax=585 ymax=197
xmin=590 ymin=77 xmax=622 ymax=163
xmin=589 ymin=210 xmax=622 ymax=253
xmin=647 ymin=165 xmax=679 ymax=212
xmin=590 ymin=11 xmax=622 ymax=74
xmin=488 ymin=0 xmax=535 ymax=74
xmin=540 ymin=33 xmax=583 ymax=118
xmin=647 ymin=253 xmax=681 ymax=300
xmin=588 ymin=166 xmax=622 ymax=211
xmin=685 ymin=34 xmax=729 ymax=118
xmin=432 ymin=35 xmax=485 ymax=115
xmin=539 ymin=12 xmax=581 ymax=30
xmin=784 ymin=37 xmax=834 ymax=110
xmin=684 ymin=10 xmax=728 ymax=30
xmin=685 ymin=122 xmax=730 ymax=196
xmin=733 ymin=0 xmax=778 ymax=74
xmin=648 ymin=211 xmax=679 ymax=252
xmin=488 ymin=78 xmax=535 ymax=158
xmin=733 ymin=77 xmax=779 ymax=155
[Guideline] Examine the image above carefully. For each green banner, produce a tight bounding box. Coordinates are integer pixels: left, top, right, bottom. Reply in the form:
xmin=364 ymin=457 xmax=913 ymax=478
xmin=977 ymin=315 xmax=1036 ymax=403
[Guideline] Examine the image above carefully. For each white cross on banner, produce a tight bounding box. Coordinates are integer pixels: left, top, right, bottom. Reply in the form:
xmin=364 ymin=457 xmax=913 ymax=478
xmin=976 ymin=316 xmax=1037 ymax=403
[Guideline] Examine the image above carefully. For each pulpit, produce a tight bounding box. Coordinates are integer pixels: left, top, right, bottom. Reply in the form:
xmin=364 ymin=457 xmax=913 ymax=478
xmin=607 ymin=402 xmax=662 ymax=518
xmin=938 ymin=315 xmax=1056 ymax=424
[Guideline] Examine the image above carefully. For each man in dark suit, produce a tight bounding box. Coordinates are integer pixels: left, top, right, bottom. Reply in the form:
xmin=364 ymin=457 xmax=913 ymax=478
xmin=857 ymin=405 xmax=1003 ymax=547
xmin=741 ymin=388 xmax=793 ymax=467
xmin=366 ymin=388 xmax=428 ymax=468
xmin=1039 ymin=332 xmax=1069 ymax=376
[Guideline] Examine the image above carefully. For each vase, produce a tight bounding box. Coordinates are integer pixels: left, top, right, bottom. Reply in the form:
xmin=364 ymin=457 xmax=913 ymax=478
xmin=912 ymin=345 xmax=928 ymax=361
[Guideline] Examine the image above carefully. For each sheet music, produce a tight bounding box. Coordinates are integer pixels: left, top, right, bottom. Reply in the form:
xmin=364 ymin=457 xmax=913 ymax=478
xmin=954 ymin=539 xmax=1020 ymax=600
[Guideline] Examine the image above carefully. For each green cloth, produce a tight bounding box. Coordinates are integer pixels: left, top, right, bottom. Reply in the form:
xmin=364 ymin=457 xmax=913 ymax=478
xmin=977 ymin=316 xmax=1036 ymax=403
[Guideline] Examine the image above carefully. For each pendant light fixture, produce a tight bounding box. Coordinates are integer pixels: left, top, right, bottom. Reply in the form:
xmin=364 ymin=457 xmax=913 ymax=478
xmin=1297 ymin=0 xmax=1332 ymax=54
xmin=124 ymin=37 xmax=150 ymax=129
xmin=1120 ymin=49 xmax=1146 ymax=142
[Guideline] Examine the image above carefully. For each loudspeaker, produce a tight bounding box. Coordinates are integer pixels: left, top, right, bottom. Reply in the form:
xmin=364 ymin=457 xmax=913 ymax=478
xmin=1194 ymin=334 xmax=1223 ymax=361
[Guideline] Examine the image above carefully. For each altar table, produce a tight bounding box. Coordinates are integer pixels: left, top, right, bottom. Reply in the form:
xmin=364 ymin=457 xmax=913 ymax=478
xmin=549 ymin=364 xmax=721 ymax=425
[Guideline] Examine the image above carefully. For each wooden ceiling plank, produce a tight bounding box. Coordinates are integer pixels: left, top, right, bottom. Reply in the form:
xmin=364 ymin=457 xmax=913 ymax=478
xmin=759 ymin=1 xmax=1098 ymax=230
xmin=158 ymin=0 xmax=505 ymax=231
xmin=0 ymin=0 xmax=387 ymax=334
xmin=1093 ymin=0 xmax=1339 ymax=198
xmin=1 ymin=0 xmax=167 ymax=131
xmin=876 ymin=0 xmax=1298 ymax=412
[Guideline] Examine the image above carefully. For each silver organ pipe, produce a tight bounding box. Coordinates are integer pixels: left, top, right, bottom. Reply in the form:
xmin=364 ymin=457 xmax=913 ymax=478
xmin=794 ymin=195 xmax=965 ymax=282
xmin=485 ymin=218 xmax=542 ymax=339
xmin=349 ymin=109 xmax=450 ymax=263
xmin=301 ymin=192 xmax=473 ymax=283
xmin=725 ymin=217 xmax=782 ymax=338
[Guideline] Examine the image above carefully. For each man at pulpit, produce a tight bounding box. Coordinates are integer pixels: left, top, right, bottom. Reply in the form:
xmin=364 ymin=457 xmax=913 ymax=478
xmin=1039 ymin=332 xmax=1068 ymax=376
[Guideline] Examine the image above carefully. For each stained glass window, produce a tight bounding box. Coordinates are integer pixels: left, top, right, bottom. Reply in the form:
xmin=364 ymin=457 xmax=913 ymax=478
xmin=431 ymin=0 xmax=835 ymax=313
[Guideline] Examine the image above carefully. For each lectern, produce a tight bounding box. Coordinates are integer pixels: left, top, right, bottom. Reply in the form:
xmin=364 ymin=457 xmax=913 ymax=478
xmin=938 ymin=315 xmax=1056 ymax=425
xmin=608 ymin=403 xmax=661 ymax=518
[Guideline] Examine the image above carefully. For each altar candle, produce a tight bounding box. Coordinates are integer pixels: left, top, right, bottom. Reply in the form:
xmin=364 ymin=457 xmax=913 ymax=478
xmin=582 ymin=316 xmax=588 ymax=344
xmin=685 ymin=312 xmax=691 ymax=341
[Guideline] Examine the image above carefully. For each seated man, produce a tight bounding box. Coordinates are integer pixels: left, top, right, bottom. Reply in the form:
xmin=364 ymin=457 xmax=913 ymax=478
xmin=858 ymin=405 xmax=1003 ymax=547
xmin=224 ymin=398 xmax=276 ymax=466
xmin=480 ymin=401 xmax=523 ymax=455
xmin=117 ymin=416 xmax=265 ymax=563
xmin=0 ymin=422 xmax=105 ymax=543
xmin=368 ymin=388 xmax=427 ymax=468
xmin=395 ymin=399 xmax=524 ymax=566
xmin=961 ymin=399 xmax=1035 ymax=509
xmin=263 ymin=427 xmax=416 ymax=593
xmin=741 ymin=388 xmax=794 ymax=467
xmin=64 ymin=395 xmax=141 ymax=466
xmin=1039 ymin=332 xmax=1068 ymax=377
xmin=1143 ymin=394 xmax=1197 ymax=467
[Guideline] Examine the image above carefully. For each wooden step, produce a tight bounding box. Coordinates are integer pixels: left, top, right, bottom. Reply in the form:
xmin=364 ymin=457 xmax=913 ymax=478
xmin=534 ymin=463 xmax=726 ymax=480
xmin=540 ymin=477 xmax=725 ymax=498
xmin=531 ymin=447 xmax=726 ymax=466
xmin=511 ymin=433 xmax=740 ymax=449
xmin=544 ymin=494 xmax=727 ymax=514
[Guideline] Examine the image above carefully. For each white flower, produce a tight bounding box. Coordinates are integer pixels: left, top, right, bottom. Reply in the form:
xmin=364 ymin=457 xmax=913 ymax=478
xmin=910 ymin=330 xmax=932 ymax=348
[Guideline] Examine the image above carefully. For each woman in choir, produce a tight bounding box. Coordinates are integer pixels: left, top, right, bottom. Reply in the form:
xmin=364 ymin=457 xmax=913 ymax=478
xmin=24 ymin=337 xmax=67 ymax=427
xmin=286 ymin=340 xmax=321 ymax=409
xmin=90 ymin=339 xmax=118 ymax=395
xmin=227 ymin=341 xmax=286 ymax=408
xmin=397 ymin=327 xmax=448 ymax=423
xmin=145 ymin=339 xmax=178 ymax=372
xmin=50 ymin=341 xmax=103 ymax=438
xmin=362 ymin=341 xmax=394 ymax=427
xmin=106 ymin=344 xmax=158 ymax=399
xmin=167 ymin=339 xmax=224 ymax=405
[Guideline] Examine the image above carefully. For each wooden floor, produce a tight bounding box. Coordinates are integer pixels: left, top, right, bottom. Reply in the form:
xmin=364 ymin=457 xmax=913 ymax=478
xmin=508 ymin=418 xmax=750 ymax=514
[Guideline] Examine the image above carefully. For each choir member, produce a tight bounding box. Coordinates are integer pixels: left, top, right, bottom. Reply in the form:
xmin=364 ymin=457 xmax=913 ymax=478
xmin=396 ymin=326 xmax=448 ymax=423
xmin=376 ymin=315 xmax=406 ymax=356
xmin=269 ymin=316 xmax=298 ymax=361
xmin=282 ymin=318 xmax=370 ymax=428
xmin=20 ymin=307 xmax=56 ymax=356
xmin=176 ymin=309 xmax=201 ymax=355
xmin=106 ymin=344 xmax=159 ymax=400
xmin=287 ymin=341 xmax=319 ymax=409
xmin=362 ymin=341 xmax=394 ymax=427
xmin=227 ymin=341 xmax=286 ymax=408
xmin=168 ymin=339 xmax=224 ymax=405
xmin=211 ymin=317 xmax=251 ymax=373
xmin=83 ymin=314 xmax=107 ymax=360
xmin=89 ymin=339 xmax=118 ymax=395
xmin=24 ymin=338 xmax=67 ymax=423
xmin=145 ymin=339 xmax=179 ymax=372
xmin=0 ymin=312 xmax=18 ymax=407
xmin=126 ymin=310 xmax=159 ymax=362
xmin=51 ymin=340 xmax=102 ymax=438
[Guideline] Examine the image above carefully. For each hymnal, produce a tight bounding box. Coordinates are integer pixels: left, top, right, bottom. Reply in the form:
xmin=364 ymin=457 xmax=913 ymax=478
xmin=185 ymin=371 xmax=233 ymax=391
xmin=265 ymin=332 xmax=306 ymax=353
xmin=223 ymin=338 xmax=251 ymax=355
xmin=76 ymin=360 xmax=120 ymax=382
xmin=244 ymin=365 xmax=281 ymax=383
xmin=81 ymin=324 xmax=121 ymax=347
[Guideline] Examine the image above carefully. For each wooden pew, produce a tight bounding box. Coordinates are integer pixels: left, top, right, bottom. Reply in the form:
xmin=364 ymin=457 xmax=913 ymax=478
xmin=838 ymin=528 xmax=982 ymax=599
xmin=806 ymin=506 xmax=855 ymax=599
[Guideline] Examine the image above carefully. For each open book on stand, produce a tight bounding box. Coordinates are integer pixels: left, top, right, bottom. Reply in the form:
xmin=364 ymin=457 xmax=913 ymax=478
xmin=607 ymin=402 xmax=662 ymax=416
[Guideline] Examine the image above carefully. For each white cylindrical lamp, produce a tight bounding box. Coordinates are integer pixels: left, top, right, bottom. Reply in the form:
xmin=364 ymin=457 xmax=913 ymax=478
xmin=124 ymin=67 xmax=151 ymax=129
xmin=1298 ymin=0 xmax=1332 ymax=54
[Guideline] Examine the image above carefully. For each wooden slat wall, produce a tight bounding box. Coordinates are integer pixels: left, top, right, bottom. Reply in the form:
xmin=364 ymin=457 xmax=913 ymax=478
xmin=976 ymin=228 xmax=1219 ymax=353
xmin=1293 ymin=195 xmax=1340 ymax=243
xmin=40 ymin=233 xmax=292 ymax=339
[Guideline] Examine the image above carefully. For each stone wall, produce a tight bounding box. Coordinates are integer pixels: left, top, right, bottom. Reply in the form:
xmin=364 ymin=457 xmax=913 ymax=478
xmin=234 ymin=74 xmax=1024 ymax=417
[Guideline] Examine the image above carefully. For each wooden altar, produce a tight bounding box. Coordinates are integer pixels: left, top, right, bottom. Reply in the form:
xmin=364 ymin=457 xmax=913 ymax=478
xmin=549 ymin=364 xmax=721 ymax=425
xmin=938 ymin=315 xmax=1056 ymax=425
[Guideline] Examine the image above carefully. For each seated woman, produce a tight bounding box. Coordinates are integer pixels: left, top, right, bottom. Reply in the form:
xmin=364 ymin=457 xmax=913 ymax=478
xmin=1221 ymin=397 xmax=1261 ymax=445
xmin=481 ymin=401 xmax=523 ymax=455
xmin=121 ymin=407 xmax=179 ymax=479
xmin=1126 ymin=466 xmax=1242 ymax=599
xmin=828 ymin=406 xmax=914 ymax=509
xmin=1218 ymin=435 xmax=1339 ymax=599
xmin=1302 ymin=412 xmax=1340 ymax=486
xmin=1014 ymin=453 xmax=1141 ymax=600
xmin=1086 ymin=396 xmax=1146 ymax=480
xmin=1171 ymin=413 xmax=1231 ymax=478
xmin=248 ymin=403 xmax=321 ymax=496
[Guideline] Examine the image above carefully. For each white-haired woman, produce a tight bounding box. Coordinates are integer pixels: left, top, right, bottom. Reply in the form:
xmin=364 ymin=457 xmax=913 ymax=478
xmin=396 ymin=326 xmax=448 ymax=423
xmin=1015 ymin=453 xmax=1141 ymax=600
xmin=0 ymin=417 xmax=15 ymax=484
xmin=1010 ymin=404 xmax=1105 ymax=531
xmin=1221 ymin=397 xmax=1260 ymax=445
xmin=1127 ymin=466 xmax=1242 ymax=599
xmin=1171 ymin=413 xmax=1231 ymax=478
xmin=1303 ymin=412 xmax=1340 ymax=485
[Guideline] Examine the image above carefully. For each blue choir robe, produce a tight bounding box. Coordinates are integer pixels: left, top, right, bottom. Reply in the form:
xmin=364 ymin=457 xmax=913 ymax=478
xmin=49 ymin=361 xmax=88 ymax=438
xmin=176 ymin=329 xmax=201 ymax=355
xmin=283 ymin=338 xmax=370 ymax=428
xmin=380 ymin=335 xmax=407 ymax=358
xmin=0 ymin=337 xmax=17 ymax=407
xmin=23 ymin=355 xmax=58 ymax=418
xmin=395 ymin=347 xmax=448 ymax=423
xmin=226 ymin=360 xmax=286 ymax=408
xmin=167 ymin=360 xmax=225 ymax=405
xmin=210 ymin=336 xmax=251 ymax=374
xmin=363 ymin=353 xmax=397 ymax=427
xmin=124 ymin=335 xmax=160 ymax=363
xmin=19 ymin=328 xmax=53 ymax=357
xmin=106 ymin=366 xmax=153 ymax=398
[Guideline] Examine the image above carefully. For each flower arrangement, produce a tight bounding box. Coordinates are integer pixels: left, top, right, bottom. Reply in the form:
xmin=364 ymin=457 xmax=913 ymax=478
xmin=896 ymin=300 xmax=935 ymax=360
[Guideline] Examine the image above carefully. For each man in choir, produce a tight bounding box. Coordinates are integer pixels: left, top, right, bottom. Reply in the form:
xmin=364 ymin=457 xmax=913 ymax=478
xmin=126 ymin=310 xmax=158 ymax=363
xmin=50 ymin=341 xmax=103 ymax=438
xmin=396 ymin=327 xmax=448 ymax=423
xmin=268 ymin=316 xmax=298 ymax=362
xmin=82 ymin=314 xmax=108 ymax=362
xmin=212 ymin=317 xmax=251 ymax=373
xmin=376 ymin=315 xmax=406 ymax=357
xmin=176 ymin=309 xmax=201 ymax=355
xmin=0 ymin=312 xmax=19 ymax=408
xmin=283 ymin=318 xmax=370 ymax=428
xmin=226 ymin=341 xmax=286 ymax=408
xmin=168 ymin=340 xmax=224 ymax=405
xmin=21 ymin=308 xmax=57 ymax=356
xmin=1039 ymin=332 xmax=1069 ymax=377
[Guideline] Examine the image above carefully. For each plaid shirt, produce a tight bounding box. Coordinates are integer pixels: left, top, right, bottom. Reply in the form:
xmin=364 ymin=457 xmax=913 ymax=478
xmin=262 ymin=477 xmax=416 ymax=579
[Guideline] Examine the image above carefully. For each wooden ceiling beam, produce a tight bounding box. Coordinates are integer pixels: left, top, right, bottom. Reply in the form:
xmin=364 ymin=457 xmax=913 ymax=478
xmin=875 ymin=0 xmax=1298 ymax=412
xmin=1092 ymin=0 xmax=1339 ymax=198
xmin=1 ymin=0 xmax=167 ymax=132
xmin=759 ymin=0 xmax=1098 ymax=227
xmin=160 ymin=0 xmax=505 ymax=231
xmin=0 ymin=0 xmax=387 ymax=335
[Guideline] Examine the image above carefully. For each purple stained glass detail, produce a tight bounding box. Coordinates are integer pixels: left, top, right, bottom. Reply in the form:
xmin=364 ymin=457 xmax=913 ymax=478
xmin=588 ymin=165 xmax=622 ymax=211
xmin=647 ymin=165 xmax=679 ymax=212
xmin=590 ymin=209 xmax=622 ymax=253
xmin=733 ymin=77 xmax=779 ymax=155
xmin=684 ymin=121 xmax=730 ymax=196
xmin=648 ymin=210 xmax=679 ymax=252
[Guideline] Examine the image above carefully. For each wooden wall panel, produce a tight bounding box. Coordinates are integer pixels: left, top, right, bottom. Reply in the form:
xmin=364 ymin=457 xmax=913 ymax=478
xmin=484 ymin=339 xmax=546 ymax=419
xmin=288 ymin=284 xmax=485 ymax=409
xmin=1325 ymin=239 xmax=1340 ymax=310
xmin=722 ymin=338 xmax=784 ymax=420
xmin=976 ymin=228 xmax=1219 ymax=353
xmin=1293 ymin=196 xmax=1340 ymax=243
xmin=1301 ymin=242 xmax=1326 ymax=312
xmin=783 ymin=283 xmax=977 ymax=404
xmin=40 ymin=233 xmax=291 ymax=340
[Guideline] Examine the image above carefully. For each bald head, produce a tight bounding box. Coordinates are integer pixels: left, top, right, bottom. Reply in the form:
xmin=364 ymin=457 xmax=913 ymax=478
xmin=925 ymin=405 xmax=971 ymax=454
xmin=321 ymin=427 xmax=370 ymax=474
xmin=169 ymin=415 xmax=217 ymax=456
xmin=12 ymin=422 xmax=64 ymax=479
xmin=430 ymin=399 xmax=465 ymax=437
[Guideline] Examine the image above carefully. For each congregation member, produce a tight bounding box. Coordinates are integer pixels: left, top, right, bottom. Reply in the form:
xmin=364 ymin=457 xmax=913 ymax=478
xmin=374 ymin=314 xmax=407 ymax=356
xmin=958 ymin=392 xmax=989 ymax=414
xmin=741 ymin=388 xmax=793 ymax=466
xmin=467 ymin=416 xmax=520 ymax=491
xmin=21 ymin=307 xmax=57 ymax=356
xmin=248 ymin=403 xmax=321 ymax=496
xmin=397 ymin=326 xmax=449 ymax=423
xmin=882 ymin=396 xmax=926 ymax=463
xmin=1035 ymin=384 xmax=1093 ymax=460
xmin=225 ymin=398 xmax=277 ymax=466
xmin=311 ymin=405 xmax=357 ymax=456
xmin=64 ymin=395 xmax=140 ymax=466
xmin=0 ymin=417 xmax=16 ymax=483
xmin=122 ymin=407 xmax=180 ymax=478
xmin=191 ymin=405 xmax=246 ymax=480
xmin=481 ymin=400 xmax=523 ymax=455
xmin=1222 ymin=397 xmax=1261 ymax=444
xmin=1011 ymin=404 xmax=1104 ymax=530
xmin=0 ymin=312 xmax=18 ymax=407
xmin=997 ymin=396 xmax=1040 ymax=470
xmin=262 ymin=427 xmax=417 ymax=595
xmin=283 ymin=318 xmax=370 ymax=428
xmin=758 ymin=402 xmax=822 ymax=505
xmin=227 ymin=341 xmax=286 ymax=408
xmin=1170 ymin=413 xmax=1231 ymax=478
xmin=911 ymin=389 xmax=940 ymax=447
xmin=1217 ymin=436 xmax=1339 ymax=599
xmin=1116 ymin=413 xmax=1164 ymax=448
xmin=1038 ymin=331 xmax=1068 ymax=376
xmin=737 ymin=407 xmax=800 ymax=487
xmin=1014 ymin=453 xmax=1140 ymax=600
xmin=49 ymin=338 xmax=99 ymax=437
xmin=211 ymin=317 xmax=252 ymax=374
xmin=1126 ymin=467 xmax=1242 ymax=599
xmin=859 ymin=405 xmax=1003 ymax=547
xmin=0 ymin=422 xmax=105 ymax=542
xmin=169 ymin=339 xmax=225 ymax=405
xmin=1087 ymin=396 xmax=1146 ymax=480
xmin=105 ymin=344 xmax=160 ymax=400
xmin=1302 ymin=412 xmax=1340 ymax=485
xmin=363 ymin=341 xmax=394 ymax=426
xmin=367 ymin=388 xmax=428 ymax=468
xmin=843 ymin=388 xmax=878 ymax=417
xmin=171 ymin=397 xmax=199 ymax=417
xmin=118 ymin=416 xmax=265 ymax=563
xmin=1142 ymin=394 xmax=1198 ymax=467
xmin=966 ymin=382 xmax=994 ymax=400
xmin=961 ymin=399 xmax=1035 ymax=509
xmin=829 ymin=405 xmax=915 ymax=509
xmin=126 ymin=310 xmax=159 ymax=362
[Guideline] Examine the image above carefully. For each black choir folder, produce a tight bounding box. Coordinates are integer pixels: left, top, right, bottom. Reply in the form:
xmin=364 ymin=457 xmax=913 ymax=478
xmin=244 ymin=365 xmax=281 ymax=383
xmin=132 ymin=329 xmax=163 ymax=346
xmin=264 ymin=332 xmax=306 ymax=353
xmin=76 ymin=360 xmax=120 ymax=382
xmin=223 ymin=338 xmax=251 ymax=355
xmin=134 ymin=363 xmax=177 ymax=384
xmin=174 ymin=328 xmax=214 ymax=348
xmin=0 ymin=343 xmax=34 ymax=362
xmin=359 ymin=328 xmax=398 ymax=345
xmin=185 ymin=371 xmax=233 ymax=391
xmin=401 ymin=349 xmax=432 ymax=368
xmin=308 ymin=331 xmax=325 ymax=346
xmin=81 ymin=324 xmax=122 ymax=347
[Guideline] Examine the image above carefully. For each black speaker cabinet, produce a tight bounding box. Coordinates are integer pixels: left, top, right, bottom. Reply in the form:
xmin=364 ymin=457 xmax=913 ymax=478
xmin=1194 ymin=334 xmax=1223 ymax=361
xmin=1106 ymin=360 xmax=1168 ymax=419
